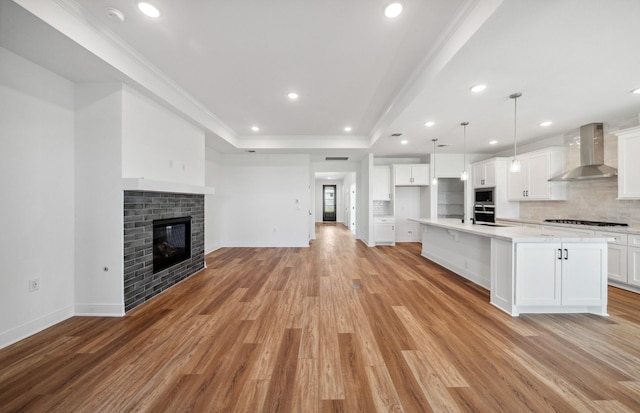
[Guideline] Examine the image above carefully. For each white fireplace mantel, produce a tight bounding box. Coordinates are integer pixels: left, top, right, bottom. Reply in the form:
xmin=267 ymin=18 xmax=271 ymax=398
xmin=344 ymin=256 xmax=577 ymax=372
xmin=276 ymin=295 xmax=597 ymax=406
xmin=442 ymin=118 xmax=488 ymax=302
xmin=122 ymin=178 xmax=215 ymax=195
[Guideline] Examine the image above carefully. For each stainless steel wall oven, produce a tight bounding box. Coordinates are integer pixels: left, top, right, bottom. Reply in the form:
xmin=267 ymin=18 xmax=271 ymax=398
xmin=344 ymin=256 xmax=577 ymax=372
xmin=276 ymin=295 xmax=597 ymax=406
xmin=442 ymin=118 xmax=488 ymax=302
xmin=474 ymin=188 xmax=495 ymax=223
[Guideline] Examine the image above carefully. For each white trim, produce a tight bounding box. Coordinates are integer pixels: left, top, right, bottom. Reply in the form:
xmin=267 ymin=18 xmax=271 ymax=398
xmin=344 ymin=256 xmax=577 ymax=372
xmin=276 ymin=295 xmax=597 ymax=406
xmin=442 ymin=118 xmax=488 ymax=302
xmin=122 ymin=178 xmax=215 ymax=195
xmin=0 ymin=305 xmax=74 ymax=349
xmin=74 ymin=304 xmax=125 ymax=317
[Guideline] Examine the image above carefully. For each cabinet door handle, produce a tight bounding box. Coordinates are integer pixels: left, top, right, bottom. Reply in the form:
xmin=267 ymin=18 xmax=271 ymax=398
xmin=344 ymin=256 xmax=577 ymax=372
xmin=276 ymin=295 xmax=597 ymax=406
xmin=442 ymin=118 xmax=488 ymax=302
xmin=392 ymin=226 xmax=394 ymax=231
xmin=523 ymin=190 xmax=526 ymax=197
xmin=558 ymin=248 xmax=562 ymax=260
xmin=564 ymin=248 xmax=568 ymax=260
xmin=526 ymin=190 xmax=529 ymax=197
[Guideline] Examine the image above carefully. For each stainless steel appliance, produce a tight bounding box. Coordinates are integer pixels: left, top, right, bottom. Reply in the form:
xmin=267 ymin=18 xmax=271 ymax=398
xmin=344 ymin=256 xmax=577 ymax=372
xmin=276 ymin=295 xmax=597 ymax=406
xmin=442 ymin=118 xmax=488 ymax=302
xmin=544 ymin=219 xmax=628 ymax=227
xmin=474 ymin=188 xmax=495 ymax=223
xmin=548 ymin=123 xmax=617 ymax=181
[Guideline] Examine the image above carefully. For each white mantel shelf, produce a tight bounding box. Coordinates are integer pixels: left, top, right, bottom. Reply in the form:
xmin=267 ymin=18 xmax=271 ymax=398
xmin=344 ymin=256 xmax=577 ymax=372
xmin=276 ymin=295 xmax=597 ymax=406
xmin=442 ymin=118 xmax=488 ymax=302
xmin=122 ymin=178 xmax=215 ymax=195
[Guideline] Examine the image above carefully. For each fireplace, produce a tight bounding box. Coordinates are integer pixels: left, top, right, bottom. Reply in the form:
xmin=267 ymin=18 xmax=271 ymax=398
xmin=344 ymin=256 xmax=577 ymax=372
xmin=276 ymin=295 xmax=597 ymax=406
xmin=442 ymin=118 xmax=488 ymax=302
xmin=153 ymin=216 xmax=191 ymax=273
xmin=124 ymin=191 xmax=204 ymax=312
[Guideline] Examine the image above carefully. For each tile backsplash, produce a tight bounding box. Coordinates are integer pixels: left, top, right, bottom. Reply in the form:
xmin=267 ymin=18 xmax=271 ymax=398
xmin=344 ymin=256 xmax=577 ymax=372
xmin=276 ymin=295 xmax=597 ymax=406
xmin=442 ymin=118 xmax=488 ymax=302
xmin=373 ymin=200 xmax=392 ymax=216
xmin=519 ymin=125 xmax=640 ymax=226
xmin=519 ymin=179 xmax=640 ymax=225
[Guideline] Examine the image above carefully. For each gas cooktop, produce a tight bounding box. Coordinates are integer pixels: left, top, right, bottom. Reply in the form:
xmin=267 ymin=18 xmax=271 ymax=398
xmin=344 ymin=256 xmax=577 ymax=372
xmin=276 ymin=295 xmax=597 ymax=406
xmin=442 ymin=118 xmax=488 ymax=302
xmin=544 ymin=219 xmax=628 ymax=227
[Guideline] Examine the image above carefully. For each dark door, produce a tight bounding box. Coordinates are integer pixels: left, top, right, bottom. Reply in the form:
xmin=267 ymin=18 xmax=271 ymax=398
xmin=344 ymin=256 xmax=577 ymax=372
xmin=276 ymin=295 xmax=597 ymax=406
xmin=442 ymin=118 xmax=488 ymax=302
xmin=323 ymin=185 xmax=337 ymax=222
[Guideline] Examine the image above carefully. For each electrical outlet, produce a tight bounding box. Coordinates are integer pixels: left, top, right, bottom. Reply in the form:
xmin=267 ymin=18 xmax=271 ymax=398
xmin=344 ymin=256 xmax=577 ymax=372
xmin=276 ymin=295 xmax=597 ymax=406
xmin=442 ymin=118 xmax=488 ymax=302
xmin=28 ymin=278 xmax=40 ymax=292
xmin=408 ymin=230 xmax=413 ymax=235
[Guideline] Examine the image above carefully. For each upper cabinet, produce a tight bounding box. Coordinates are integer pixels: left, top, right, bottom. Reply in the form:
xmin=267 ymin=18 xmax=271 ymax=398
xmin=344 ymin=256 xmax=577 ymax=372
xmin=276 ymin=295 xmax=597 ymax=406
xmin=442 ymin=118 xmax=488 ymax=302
xmin=373 ymin=166 xmax=392 ymax=201
xmin=613 ymin=126 xmax=640 ymax=199
xmin=394 ymin=164 xmax=429 ymax=186
xmin=507 ymin=148 xmax=567 ymax=201
xmin=472 ymin=159 xmax=497 ymax=188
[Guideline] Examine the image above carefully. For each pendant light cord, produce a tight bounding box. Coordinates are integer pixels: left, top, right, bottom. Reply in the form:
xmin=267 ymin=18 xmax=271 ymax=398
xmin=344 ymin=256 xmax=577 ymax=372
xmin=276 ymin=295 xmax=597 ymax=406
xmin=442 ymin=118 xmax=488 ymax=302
xmin=510 ymin=92 xmax=522 ymax=160
xmin=461 ymin=122 xmax=468 ymax=173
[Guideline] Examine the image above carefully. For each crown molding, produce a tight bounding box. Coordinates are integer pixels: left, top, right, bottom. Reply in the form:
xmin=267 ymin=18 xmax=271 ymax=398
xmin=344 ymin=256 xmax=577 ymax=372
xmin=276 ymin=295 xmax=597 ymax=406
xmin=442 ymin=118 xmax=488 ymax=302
xmin=13 ymin=0 xmax=237 ymax=146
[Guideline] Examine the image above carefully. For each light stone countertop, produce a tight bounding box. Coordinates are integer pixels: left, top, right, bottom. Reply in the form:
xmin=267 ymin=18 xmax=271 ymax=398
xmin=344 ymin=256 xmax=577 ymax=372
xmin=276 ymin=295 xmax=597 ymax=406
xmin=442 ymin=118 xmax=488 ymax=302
xmin=495 ymin=217 xmax=640 ymax=236
xmin=410 ymin=218 xmax=615 ymax=243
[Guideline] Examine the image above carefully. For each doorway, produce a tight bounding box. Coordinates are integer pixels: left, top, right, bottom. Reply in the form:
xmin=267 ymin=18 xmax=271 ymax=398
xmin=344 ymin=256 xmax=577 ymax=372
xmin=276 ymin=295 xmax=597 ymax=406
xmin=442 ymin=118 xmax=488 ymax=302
xmin=323 ymin=185 xmax=337 ymax=221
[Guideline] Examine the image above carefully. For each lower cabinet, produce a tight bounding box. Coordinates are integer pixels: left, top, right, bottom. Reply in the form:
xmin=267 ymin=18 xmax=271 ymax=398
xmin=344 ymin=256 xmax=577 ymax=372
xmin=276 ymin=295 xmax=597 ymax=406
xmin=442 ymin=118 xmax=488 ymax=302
xmin=628 ymin=247 xmax=640 ymax=287
xmin=374 ymin=217 xmax=395 ymax=245
xmin=515 ymin=242 xmax=606 ymax=307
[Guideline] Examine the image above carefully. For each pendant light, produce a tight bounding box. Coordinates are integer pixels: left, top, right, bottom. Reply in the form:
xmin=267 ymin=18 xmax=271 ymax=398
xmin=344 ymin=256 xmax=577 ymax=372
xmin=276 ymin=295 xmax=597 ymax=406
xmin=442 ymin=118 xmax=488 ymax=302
xmin=509 ymin=92 xmax=522 ymax=173
xmin=431 ymin=138 xmax=438 ymax=185
xmin=460 ymin=122 xmax=469 ymax=181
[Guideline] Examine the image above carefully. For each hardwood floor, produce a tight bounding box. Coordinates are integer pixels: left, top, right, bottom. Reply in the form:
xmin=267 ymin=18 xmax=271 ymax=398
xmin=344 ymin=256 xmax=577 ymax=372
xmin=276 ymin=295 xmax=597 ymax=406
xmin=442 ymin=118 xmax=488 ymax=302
xmin=2 ymin=223 xmax=640 ymax=412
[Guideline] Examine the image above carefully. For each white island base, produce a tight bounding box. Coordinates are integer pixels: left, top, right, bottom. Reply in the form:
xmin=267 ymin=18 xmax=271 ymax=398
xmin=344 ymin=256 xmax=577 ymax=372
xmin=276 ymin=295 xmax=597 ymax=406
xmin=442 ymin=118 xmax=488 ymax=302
xmin=412 ymin=219 xmax=609 ymax=316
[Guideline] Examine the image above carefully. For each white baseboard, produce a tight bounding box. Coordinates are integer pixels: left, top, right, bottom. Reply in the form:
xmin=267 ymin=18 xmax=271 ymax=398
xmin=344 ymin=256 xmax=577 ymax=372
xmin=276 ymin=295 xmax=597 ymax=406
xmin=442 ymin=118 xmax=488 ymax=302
xmin=0 ymin=305 xmax=74 ymax=350
xmin=205 ymin=244 xmax=223 ymax=255
xmin=75 ymin=303 xmax=125 ymax=317
xmin=221 ymin=242 xmax=310 ymax=248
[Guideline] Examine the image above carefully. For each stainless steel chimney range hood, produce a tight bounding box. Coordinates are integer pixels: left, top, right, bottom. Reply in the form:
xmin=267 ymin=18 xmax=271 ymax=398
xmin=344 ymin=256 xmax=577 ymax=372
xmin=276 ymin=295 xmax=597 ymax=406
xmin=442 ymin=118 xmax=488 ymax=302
xmin=548 ymin=123 xmax=617 ymax=181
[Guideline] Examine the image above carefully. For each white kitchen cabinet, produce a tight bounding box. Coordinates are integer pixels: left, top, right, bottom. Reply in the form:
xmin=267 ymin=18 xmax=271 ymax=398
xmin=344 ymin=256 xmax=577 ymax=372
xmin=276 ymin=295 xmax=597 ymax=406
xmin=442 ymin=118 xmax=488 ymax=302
xmin=394 ymin=164 xmax=429 ymax=186
xmin=374 ymin=217 xmax=395 ymax=245
xmin=507 ymin=148 xmax=566 ymax=201
xmin=596 ymin=230 xmax=628 ymax=283
xmin=472 ymin=159 xmax=496 ymax=188
xmin=516 ymin=242 xmax=606 ymax=307
xmin=628 ymin=235 xmax=640 ymax=287
xmin=614 ymin=126 xmax=640 ymax=199
xmin=373 ymin=166 xmax=392 ymax=201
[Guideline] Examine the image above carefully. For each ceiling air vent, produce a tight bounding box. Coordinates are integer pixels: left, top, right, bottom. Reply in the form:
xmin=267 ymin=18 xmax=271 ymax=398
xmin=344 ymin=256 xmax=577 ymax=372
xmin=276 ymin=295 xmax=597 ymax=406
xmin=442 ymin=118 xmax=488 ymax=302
xmin=325 ymin=157 xmax=349 ymax=161
xmin=391 ymin=133 xmax=403 ymax=137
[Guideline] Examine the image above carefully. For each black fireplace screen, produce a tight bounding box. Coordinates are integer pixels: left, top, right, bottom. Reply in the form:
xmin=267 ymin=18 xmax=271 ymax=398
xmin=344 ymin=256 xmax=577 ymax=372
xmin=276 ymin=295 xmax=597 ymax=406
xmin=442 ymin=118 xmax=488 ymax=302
xmin=153 ymin=216 xmax=191 ymax=273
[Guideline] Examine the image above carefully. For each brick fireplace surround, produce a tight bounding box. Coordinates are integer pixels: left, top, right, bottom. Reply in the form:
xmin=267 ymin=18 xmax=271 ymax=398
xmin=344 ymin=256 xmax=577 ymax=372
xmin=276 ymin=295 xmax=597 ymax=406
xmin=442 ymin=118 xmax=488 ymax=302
xmin=123 ymin=191 xmax=205 ymax=311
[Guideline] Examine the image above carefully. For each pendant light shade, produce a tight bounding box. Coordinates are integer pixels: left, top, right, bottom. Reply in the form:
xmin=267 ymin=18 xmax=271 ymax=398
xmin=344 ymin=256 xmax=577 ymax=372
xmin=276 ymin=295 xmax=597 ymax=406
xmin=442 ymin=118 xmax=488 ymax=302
xmin=509 ymin=92 xmax=522 ymax=173
xmin=431 ymin=138 xmax=438 ymax=185
xmin=460 ymin=122 xmax=469 ymax=181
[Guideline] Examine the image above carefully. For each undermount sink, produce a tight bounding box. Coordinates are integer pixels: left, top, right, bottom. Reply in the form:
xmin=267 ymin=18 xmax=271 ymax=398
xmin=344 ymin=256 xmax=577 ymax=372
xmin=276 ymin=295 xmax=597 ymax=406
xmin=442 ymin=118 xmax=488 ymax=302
xmin=477 ymin=223 xmax=510 ymax=228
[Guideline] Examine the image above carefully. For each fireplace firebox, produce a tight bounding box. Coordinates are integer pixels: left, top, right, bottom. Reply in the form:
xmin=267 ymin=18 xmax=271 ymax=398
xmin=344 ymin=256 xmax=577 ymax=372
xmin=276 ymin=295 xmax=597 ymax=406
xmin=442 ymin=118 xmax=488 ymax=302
xmin=153 ymin=216 xmax=191 ymax=273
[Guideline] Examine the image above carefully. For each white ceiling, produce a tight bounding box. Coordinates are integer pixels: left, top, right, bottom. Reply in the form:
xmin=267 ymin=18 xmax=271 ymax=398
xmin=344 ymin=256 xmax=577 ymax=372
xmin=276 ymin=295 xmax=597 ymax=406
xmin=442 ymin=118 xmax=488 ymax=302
xmin=3 ymin=0 xmax=640 ymax=160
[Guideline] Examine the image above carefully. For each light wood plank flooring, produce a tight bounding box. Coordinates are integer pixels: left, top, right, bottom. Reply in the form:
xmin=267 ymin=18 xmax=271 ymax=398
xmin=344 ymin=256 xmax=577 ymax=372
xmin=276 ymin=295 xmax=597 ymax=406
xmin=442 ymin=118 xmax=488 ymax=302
xmin=2 ymin=223 xmax=640 ymax=412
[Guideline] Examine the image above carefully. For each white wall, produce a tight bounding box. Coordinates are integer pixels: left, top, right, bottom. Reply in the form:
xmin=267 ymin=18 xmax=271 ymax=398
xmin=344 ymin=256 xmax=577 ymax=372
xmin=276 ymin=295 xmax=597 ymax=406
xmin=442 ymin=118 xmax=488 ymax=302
xmin=342 ymin=172 xmax=356 ymax=228
xmin=205 ymin=147 xmax=224 ymax=253
xmin=220 ymin=154 xmax=310 ymax=247
xmin=74 ymin=83 xmax=125 ymax=316
xmin=0 ymin=47 xmax=76 ymax=347
xmin=121 ymin=86 xmax=205 ymax=186
xmin=395 ymin=187 xmax=423 ymax=242
xmin=358 ymin=154 xmax=374 ymax=246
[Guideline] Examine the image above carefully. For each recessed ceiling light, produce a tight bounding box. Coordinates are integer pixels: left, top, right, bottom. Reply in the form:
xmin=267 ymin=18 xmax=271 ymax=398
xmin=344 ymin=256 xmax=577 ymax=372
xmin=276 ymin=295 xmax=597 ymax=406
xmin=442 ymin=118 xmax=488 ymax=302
xmin=540 ymin=121 xmax=553 ymax=127
xmin=470 ymin=84 xmax=487 ymax=93
xmin=287 ymin=92 xmax=299 ymax=100
xmin=400 ymin=140 xmax=408 ymax=145
xmin=384 ymin=2 xmax=403 ymax=18
xmin=251 ymin=126 xmax=260 ymax=132
xmin=424 ymin=121 xmax=435 ymax=127
xmin=138 ymin=2 xmax=160 ymax=18
xmin=344 ymin=126 xmax=352 ymax=132
xmin=632 ymin=88 xmax=640 ymax=94
xmin=489 ymin=140 xmax=498 ymax=145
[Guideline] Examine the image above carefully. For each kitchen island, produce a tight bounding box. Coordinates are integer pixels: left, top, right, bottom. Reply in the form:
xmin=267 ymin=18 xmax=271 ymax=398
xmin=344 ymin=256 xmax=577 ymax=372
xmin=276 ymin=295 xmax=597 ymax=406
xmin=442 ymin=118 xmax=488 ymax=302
xmin=410 ymin=218 xmax=611 ymax=316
